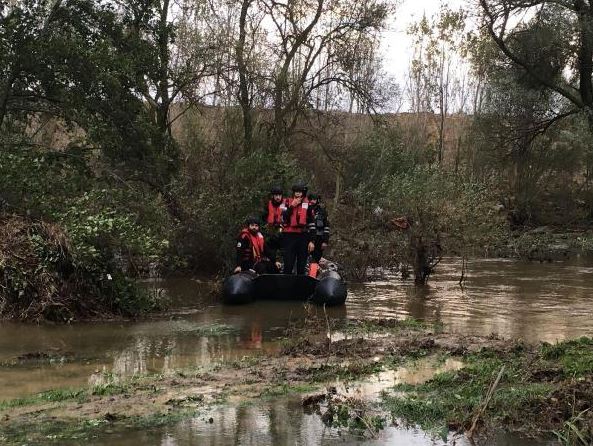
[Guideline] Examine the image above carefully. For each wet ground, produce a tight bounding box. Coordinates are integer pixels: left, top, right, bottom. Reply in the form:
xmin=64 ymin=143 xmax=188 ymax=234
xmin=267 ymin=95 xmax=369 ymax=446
xmin=73 ymin=399 xmax=557 ymax=446
xmin=2 ymin=258 xmax=592 ymax=445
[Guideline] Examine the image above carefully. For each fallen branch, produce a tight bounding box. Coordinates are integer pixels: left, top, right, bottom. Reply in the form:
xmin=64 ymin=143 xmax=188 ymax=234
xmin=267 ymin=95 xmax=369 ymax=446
xmin=467 ymin=364 xmax=506 ymax=439
xmin=323 ymin=303 xmax=332 ymax=354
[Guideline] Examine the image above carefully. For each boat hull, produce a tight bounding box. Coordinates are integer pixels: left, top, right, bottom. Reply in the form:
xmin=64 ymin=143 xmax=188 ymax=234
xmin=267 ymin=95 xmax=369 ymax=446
xmin=222 ymin=272 xmax=347 ymax=306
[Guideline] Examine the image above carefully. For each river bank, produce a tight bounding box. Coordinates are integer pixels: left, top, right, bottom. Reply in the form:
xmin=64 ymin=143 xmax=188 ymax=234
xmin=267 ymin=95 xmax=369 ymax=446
xmin=1 ymin=318 xmax=591 ymax=445
xmin=489 ymin=227 xmax=593 ymax=262
xmin=2 ymin=206 xmax=593 ymax=323
xmin=2 ymin=258 xmax=593 ymax=444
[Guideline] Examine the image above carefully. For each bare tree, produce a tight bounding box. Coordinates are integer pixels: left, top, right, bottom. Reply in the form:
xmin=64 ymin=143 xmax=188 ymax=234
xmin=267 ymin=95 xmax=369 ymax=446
xmin=407 ymin=7 xmax=473 ymax=165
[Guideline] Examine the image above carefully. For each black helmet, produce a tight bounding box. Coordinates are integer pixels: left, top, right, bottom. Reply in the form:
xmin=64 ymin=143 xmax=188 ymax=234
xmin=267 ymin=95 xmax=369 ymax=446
xmin=307 ymin=193 xmax=320 ymax=201
xmin=245 ymin=216 xmax=260 ymax=226
xmin=292 ymin=180 xmax=307 ymax=193
xmin=270 ymin=185 xmax=283 ymax=195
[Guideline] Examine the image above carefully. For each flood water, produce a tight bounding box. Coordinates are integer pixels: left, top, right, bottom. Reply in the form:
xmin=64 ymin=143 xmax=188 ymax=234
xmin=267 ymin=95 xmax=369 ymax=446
xmin=2 ymin=257 xmax=592 ymax=445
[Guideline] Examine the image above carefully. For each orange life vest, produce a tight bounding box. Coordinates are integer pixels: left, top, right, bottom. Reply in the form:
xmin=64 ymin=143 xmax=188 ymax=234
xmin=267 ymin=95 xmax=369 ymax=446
xmin=239 ymin=229 xmax=264 ymax=262
xmin=266 ymin=200 xmax=285 ymax=226
xmin=282 ymin=197 xmax=308 ymax=233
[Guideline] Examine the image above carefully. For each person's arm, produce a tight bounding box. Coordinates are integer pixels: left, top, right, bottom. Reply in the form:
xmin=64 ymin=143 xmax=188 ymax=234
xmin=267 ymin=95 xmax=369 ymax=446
xmin=322 ymin=209 xmax=330 ymax=244
xmin=306 ymin=207 xmax=316 ymax=239
xmin=235 ymin=235 xmax=249 ymax=272
xmin=263 ymin=241 xmax=275 ymax=262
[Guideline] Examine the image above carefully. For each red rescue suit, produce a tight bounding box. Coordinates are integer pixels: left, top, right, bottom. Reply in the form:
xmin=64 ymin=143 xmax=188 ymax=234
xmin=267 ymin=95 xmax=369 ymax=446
xmin=266 ymin=200 xmax=285 ymax=227
xmin=237 ymin=228 xmax=264 ymax=267
xmin=282 ymin=198 xmax=308 ymax=233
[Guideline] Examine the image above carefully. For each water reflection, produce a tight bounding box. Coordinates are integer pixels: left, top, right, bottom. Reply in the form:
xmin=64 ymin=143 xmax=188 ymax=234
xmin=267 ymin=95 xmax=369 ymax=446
xmin=349 ymin=258 xmax=593 ymax=343
xmin=78 ymin=397 xmax=558 ymax=446
xmin=1 ymin=258 xmax=593 ymax=401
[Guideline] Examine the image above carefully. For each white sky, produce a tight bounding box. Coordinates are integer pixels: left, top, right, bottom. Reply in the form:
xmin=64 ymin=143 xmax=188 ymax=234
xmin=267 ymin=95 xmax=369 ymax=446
xmin=381 ymin=0 xmax=466 ymax=84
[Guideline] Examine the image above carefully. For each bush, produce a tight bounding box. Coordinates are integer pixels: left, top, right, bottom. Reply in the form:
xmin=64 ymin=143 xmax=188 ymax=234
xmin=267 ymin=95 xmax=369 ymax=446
xmin=334 ymin=126 xmax=505 ymax=282
xmin=0 ymin=215 xmax=160 ymax=322
xmin=0 ymin=141 xmax=170 ymax=321
xmin=172 ymin=110 xmax=302 ymax=272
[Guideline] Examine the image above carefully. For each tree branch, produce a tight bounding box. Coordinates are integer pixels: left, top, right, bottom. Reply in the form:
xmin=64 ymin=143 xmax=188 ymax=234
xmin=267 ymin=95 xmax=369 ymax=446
xmin=479 ymin=0 xmax=584 ymax=107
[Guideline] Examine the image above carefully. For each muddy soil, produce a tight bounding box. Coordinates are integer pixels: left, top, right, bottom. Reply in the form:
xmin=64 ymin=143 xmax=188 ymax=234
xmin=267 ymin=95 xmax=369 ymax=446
xmin=4 ymin=317 xmax=586 ymax=445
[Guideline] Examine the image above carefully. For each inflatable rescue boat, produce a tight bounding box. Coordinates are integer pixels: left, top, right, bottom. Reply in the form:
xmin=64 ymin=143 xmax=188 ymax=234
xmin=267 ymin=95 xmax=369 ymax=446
xmin=222 ymin=270 xmax=347 ymax=306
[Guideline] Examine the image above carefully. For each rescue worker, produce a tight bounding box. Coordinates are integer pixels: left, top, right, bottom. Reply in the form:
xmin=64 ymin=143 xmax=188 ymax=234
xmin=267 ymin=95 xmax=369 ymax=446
xmin=234 ymin=216 xmax=267 ymax=274
xmin=263 ymin=185 xmax=285 ymax=228
xmin=306 ymin=193 xmax=330 ymax=277
xmin=261 ymin=186 xmax=285 ymax=273
xmin=282 ymin=181 xmax=309 ymax=275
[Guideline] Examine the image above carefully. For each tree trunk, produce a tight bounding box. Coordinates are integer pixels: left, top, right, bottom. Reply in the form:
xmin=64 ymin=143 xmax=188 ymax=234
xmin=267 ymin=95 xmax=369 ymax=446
xmin=237 ymin=0 xmax=253 ymax=152
xmin=411 ymin=235 xmax=429 ymax=285
xmin=333 ymin=163 xmax=342 ymax=212
xmin=0 ymin=69 xmax=16 ymax=128
xmin=156 ymin=0 xmax=171 ymax=137
xmin=577 ymin=5 xmax=593 ymax=112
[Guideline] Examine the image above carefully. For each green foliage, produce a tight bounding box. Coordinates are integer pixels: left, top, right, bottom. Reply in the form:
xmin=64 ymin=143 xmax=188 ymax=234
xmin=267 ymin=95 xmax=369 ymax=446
xmin=554 ymin=409 xmax=591 ymax=446
xmin=57 ymin=190 xmax=168 ymax=273
xmin=0 ymin=142 xmax=169 ymax=320
xmin=335 ymin=126 xmax=504 ymax=280
xmin=173 ymin=109 xmax=301 ymax=270
xmin=0 ymin=0 xmax=183 ymax=320
xmin=467 ymin=4 xmax=593 ymax=227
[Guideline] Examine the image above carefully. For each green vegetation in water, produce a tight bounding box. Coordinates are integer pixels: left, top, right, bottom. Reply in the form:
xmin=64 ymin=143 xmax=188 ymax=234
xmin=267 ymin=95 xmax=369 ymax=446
xmin=381 ymin=338 xmax=593 ymax=440
xmin=0 ymin=408 xmax=201 ymax=445
xmin=320 ymin=398 xmax=386 ymax=437
xmin=554 ymin=408 xmax=592 ymax=446
xmin=180 ymin=323 xmax=240 ymax=337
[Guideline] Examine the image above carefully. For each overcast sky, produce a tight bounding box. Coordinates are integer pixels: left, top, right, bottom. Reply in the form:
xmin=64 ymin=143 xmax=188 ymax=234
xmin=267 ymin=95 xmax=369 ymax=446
xmin=381 ymin=0 xmax=466 ymax=85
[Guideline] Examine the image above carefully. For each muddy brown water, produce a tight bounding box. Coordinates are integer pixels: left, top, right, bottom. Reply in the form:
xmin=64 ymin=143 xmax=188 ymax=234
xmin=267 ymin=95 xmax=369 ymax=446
xmin=2 ymin=257 xmax=592 ymax=445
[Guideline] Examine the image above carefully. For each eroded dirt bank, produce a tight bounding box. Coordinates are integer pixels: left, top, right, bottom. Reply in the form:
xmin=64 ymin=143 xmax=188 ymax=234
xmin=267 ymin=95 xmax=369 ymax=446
xmin=1 ymin=318 xmax=591 ymax=445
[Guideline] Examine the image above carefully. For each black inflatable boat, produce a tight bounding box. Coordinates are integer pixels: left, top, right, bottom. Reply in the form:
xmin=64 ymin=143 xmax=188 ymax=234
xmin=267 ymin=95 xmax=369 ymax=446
xmin=222 ymin=270 xmax=347 ymax=306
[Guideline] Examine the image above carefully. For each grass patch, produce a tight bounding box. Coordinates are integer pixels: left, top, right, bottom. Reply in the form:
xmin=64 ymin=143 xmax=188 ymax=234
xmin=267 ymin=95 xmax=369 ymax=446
xmin=260 ymin=383 xmax=319 ymax=399
xmin=0 ymin=388 xmax=87 ymax=410
xmin=0 ymin=408 xmax=202 ymax=445
xmin=91 ymin=382 xmax=131 ymax=396
xmin=382 ymin=338 xmax=593 ymax=437
xmin=541 ymin=337 xmax=593 ymax=377
xmin=0 ymin=373 xmax=146 ymax=411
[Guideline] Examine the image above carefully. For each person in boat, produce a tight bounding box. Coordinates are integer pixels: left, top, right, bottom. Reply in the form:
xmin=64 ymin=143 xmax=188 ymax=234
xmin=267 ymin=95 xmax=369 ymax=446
xmin=234 ymin=216 xmax=269 ymax=274
xmin=281 ymin=181 xmax=309 ymax=275
xmin=306 ymin=193 xmax=330 ymax=278
xmin=261 ymin=185 xmax=286 ymax=273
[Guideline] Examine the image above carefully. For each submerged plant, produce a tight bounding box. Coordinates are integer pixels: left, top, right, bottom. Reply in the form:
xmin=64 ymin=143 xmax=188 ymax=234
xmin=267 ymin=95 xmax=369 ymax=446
xmin=554 ymin=409 xmax=591 ymax=446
